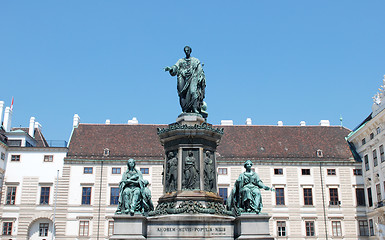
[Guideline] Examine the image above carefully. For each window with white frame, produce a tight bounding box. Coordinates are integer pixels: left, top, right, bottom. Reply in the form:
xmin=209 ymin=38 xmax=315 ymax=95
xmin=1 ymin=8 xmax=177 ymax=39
xmin=6 ymin=186 xmax=16 ymax=205
xmin=369 ymin=219 xmax=374 ymax=236
xmin=40 ymin=186 xmax=50 ymax=204
xmin=43 ymin=155 xmax=53 ymax=162
xmin=373 ymin=149 xmax=378 ymax=167
xmin=329 ymin=188 xmax=339 ymax=206
xmin=39 ymin=223 xmax=49 ymax=237
xmin=305 ymin=221 xmax=315 ymax=236
xmin=2 ymin=222 xmax=12 ymax=235
xmin=277 ymin=221 xmax=286 ymax=236
xmin=218 ymin=168 xmax=228 ymax=175
xmin=332 ymin=221 xmax=342 ymax=236
xmin=79 ymin=220 xmax=89 ymax=236
xmin=359 ymin=220 xmax=369 ymax=236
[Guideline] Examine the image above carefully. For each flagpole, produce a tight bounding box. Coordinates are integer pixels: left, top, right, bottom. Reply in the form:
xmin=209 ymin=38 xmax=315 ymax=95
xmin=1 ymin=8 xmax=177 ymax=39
xmin=52 ymin=170 xmax=59 ymax=240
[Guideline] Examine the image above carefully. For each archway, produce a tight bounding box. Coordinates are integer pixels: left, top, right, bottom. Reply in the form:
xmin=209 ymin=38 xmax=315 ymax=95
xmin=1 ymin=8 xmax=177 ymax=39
xmin=27 ymin=218 xmax=54 ymax=240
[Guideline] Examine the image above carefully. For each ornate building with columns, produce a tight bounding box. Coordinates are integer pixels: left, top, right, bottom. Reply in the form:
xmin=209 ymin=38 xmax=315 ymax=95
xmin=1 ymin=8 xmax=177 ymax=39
xmin=347 ymin=76 xmax=385 ymax=239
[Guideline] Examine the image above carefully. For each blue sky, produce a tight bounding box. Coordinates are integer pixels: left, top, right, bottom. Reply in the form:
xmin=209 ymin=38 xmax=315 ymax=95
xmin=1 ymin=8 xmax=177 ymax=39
xmin=1 ymin=1 xmax=385 ymax=142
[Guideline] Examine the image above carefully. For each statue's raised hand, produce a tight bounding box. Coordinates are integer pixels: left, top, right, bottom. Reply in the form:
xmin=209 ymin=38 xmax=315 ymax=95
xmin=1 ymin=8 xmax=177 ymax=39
xmin=164 ymin=66 xmax=171 ymax=72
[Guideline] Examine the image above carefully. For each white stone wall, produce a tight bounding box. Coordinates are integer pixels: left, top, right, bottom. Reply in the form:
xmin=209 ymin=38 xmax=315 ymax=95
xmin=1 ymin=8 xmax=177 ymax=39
xmin=347 ymin=107 xmax=385 ymax=238
xmin=0 ymin=148 xmax=67 ymax=239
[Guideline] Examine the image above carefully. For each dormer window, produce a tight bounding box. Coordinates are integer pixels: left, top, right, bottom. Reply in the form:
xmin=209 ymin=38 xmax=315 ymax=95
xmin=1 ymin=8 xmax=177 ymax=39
xmin=103 ymin=148 xmax=110 ymax=157
xmin=316 ymin=149 xmax=323 ymax=158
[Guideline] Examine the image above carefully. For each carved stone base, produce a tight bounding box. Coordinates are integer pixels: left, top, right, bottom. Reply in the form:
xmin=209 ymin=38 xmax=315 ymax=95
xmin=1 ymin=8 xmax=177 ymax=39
xmin=150 ymin=191 xmax=233 ymax=216
xmin=147 ymin=214 xmax=235 ymax=240
xmin=234 ymin=214 xmax=273 ymax=240
xmin=110 ymin=213 xmax=273 ymax=240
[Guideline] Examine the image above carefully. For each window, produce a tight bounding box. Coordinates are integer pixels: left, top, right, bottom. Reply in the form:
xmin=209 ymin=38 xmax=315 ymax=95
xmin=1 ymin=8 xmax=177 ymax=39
xmin=376 ymin=184 xmax=382 ymax=202
xmin=367 ymin=188 xmax=373 ymax=207
xmin=370 ymin=132 xmax=374 ymax=140
xmin=332 ymin=221 xmax=342 ymax=236
xmin=84 ymin=167 xmax=93 ymax=174
xmin=79 ymin=221 xmax=89 ymax=236
xmin=218 ymin=168 xmax=228 ymax=175
xmin=380 ymin=145 xmax=385 ymax=162
xmin=112 ymin=168 xmax=121 ymax=174
xmin=301 ymin=169 xmax=310 ymax=175
xmin=6 ymin=186 xmax=16 ymax=205
xmin=44 ymin=155 xmax=53 ymax=162
xmin=329 ymin=188 xmax=339 ymax=206
xmin=362 ymin=138 xmax=366 ymax=145
xmin=110 ymin=187 xmax=119 ymax=205
xmin=140 ymin=168 xmax=149 ymax=174
xmin=219 ymin=188 xmax=228 ymax=204
xmin=303 ymin=188 xmax=313 ymax=205
xmin=277 ymin=221 xmax=286 ymax=237
xmin=364 ymin=155 xmax=369 ymax=171
xmin=359 ymin=220 xmax=369 ymax=236
xmin=2 ymin=222 xmax=12 ymax=235
xmin=0 ymin=152 xmax=5 ymax=160
xmin=11 ymin=155 xmax=20 ymax=161
xmin=373 ymin=149 xmax=378 ymax=167
xmin=353 ymin=169 xmax=362 ymax=176
xmin=40 ymin=187 xmax=50 ymax=204
xmin=39 ymin=223 xmax=49 ymax=237
xmin=82 ymin=187 xmax=91 ymax=205
xmin=356 ymin=188 xmax=366 ymax=206
xmin=103 ymin=148 xmax=110 ymax=156
xmin=377 ymin=127 xmax=381 ymax=134
xmin=8 ymin=140 xmax=21 ymax=147
xmin=108 ymin=221 xmax=114 ymax=236
xmin=316 ymin=149 xmax=323 ymax=157
xmin=275 ymin=188 xmax=285 ymax=205
xmin=327 ymin=169 xmax=336 ymax=175
xmin=274 ymin=168 xmax=283 ymax=175
xmin=305 ymin=221 xmax=315 ymax=236
xmin=369 ymin=219 xmax=374 ymax=236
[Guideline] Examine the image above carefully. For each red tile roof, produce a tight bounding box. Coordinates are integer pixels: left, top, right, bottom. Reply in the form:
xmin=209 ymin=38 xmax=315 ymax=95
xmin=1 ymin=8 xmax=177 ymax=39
xmin=66 ymin=124 xmax=354 ymax=163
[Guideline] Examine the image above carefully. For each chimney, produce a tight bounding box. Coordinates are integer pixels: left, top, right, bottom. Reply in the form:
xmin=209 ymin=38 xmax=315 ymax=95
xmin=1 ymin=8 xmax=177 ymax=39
xmin=127 ymin=117 xmax=138 ymax=124
xmin=3 ymin=107 xmax=12 ymax=132
xmin=29 ymin=117 xmax=36 ymax=137
xmin=319 ymin=120 xmax=330 ymax=126
xmin=277 ymin=121 xmax=283 ymax=126
xmin=0 ymin=101 xmax=4 ymax=127
xmin=73 ymin=114 xmax=80 ymax=128
xmin=245 ymin=118 xmax=252 ymax=125
xmin=221 ymin=120 xmax=233 ymax=126
xmin=34 ymin=122 xmax=42 ymax=131
xmin=105 ymin=119 xmax=111 ymax=124
xmin=300 ymin=121 xmax=306 ymax=126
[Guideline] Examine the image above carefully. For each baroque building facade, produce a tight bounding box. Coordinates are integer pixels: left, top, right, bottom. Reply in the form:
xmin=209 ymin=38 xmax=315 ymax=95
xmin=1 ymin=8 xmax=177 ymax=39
xmin=347 ymin=76 xmax=385 ymax=239
xmin=48 ymin=116 xmax=363 ymax=240
xmin=0 ymin=101 xmax=372 ymax=240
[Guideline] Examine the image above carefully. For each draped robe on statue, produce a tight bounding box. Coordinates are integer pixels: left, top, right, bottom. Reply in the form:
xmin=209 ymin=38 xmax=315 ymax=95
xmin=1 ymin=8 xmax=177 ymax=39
xmin=228 ymin=171 xmax=267 ymax=213
xmin=169 ymin=57 xmax=206 ymax=113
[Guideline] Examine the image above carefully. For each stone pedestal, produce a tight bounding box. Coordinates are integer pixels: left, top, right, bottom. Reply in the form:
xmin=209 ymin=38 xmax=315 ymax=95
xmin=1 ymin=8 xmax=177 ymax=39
xmin=234 ymin=214 xmax=273 ymax=240
xmin=147 ymin=214 xmax=234 ymax=240
xmin=110 ymin=215 xmax=147 ymax=240
xmin=110 ymin=114 xmax=273 ymax=240
xmin=155 ymin=114 xmax=225 ymax=215
xmin=111 ymin=214 xmax=273 ymax=240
